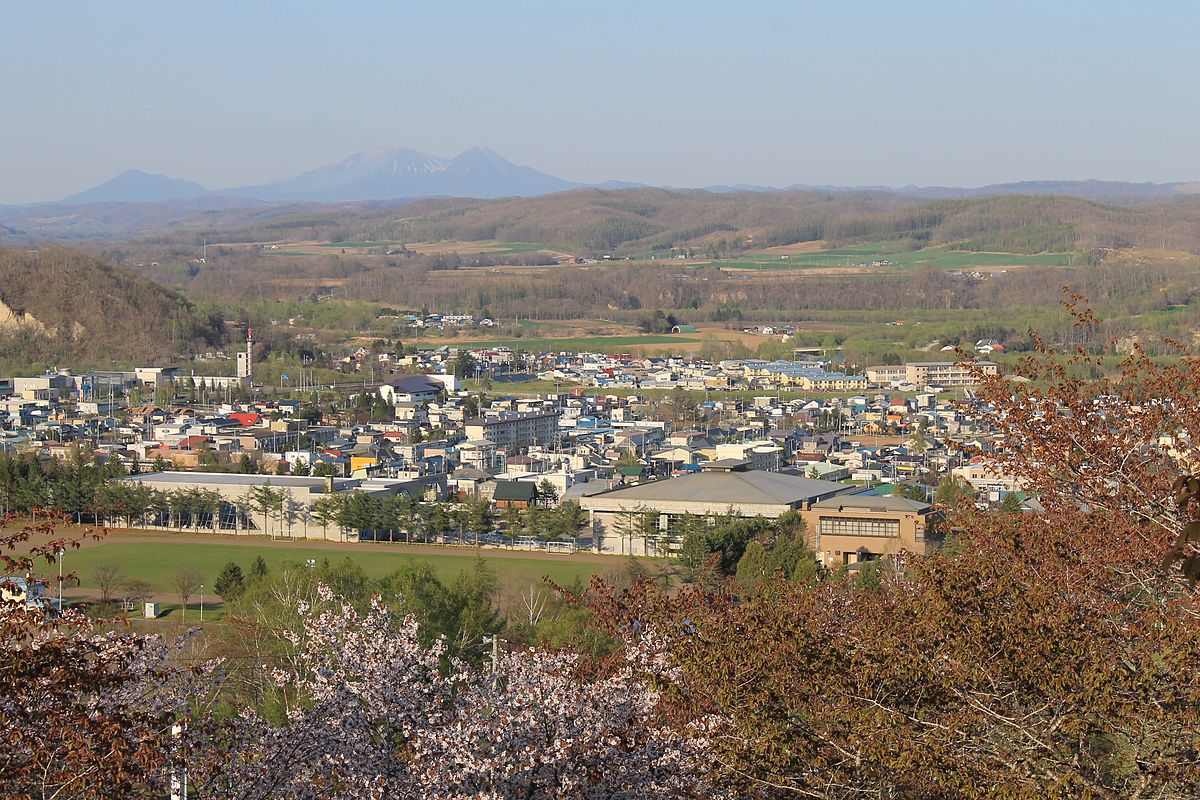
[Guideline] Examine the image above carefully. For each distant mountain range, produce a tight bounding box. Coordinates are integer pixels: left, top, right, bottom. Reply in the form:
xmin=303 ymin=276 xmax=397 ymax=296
xmin=30 ymin=146 xmax=1200 ymax=208
xmin=3 ymin=146 xmax=1200 ymax=241
xmin=48 ymin=146 xmax=595 ymax=206
xmin=225 ymin=146 xmax=584 ymax=202
xmin=61 ymin=170 xmax=211 ymax=205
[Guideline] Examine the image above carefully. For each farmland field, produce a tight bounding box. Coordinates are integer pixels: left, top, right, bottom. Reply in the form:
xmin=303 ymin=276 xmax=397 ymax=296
xmin=515 ymin=318 xmax=578 ymax=330
xmin=269 ymin=240 xmax=555 ymax=258
xmin=444 ymin=334 xmax=701 ymax=352
xmin=314 ymin=241 xmax=402 ymax=248
xmin=400 ymin=240 xmax=552 ymax=256
xmin=716 ymin=244 xmax=1073 ymax=271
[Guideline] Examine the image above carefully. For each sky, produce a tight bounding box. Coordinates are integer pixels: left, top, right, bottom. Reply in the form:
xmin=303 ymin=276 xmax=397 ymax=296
xmin=3 ymin=0 xmax=1199 ymax=203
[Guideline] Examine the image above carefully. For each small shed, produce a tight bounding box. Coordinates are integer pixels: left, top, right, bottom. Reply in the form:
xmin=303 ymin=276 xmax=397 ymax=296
xmin=493 ymin=480 xmax=538 ymax=509
xmin=671 ymin=324 xmax=697 ymax=334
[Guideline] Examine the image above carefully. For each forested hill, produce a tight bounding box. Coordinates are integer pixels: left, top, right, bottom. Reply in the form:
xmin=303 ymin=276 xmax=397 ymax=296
xmin=0 ymin=247 xmax=223 ymax=365
xmin=199 ymin=189 xmax=1200 ymax=257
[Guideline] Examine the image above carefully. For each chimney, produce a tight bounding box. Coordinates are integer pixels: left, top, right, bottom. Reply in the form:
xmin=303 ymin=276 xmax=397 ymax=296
xmin=324 ymin=475 xmax=335 ymax=493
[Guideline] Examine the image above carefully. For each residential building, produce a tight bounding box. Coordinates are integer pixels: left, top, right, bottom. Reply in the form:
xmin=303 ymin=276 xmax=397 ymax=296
xmin=465 ymin=409 xmax=561 ymax=451
xmin=865 ymin=365 xmax=907 ymax=385
xmin=378 ymin=374 xmax=458 ymax=405
xmin=493 ymin=480 xmax=539 ymax=509
xmin=744 ymin=361 xmax=868 ymax=392
xmin=713 ymin=441 xmax=784 ymax=472
xmin=890 ymin=361 xmax=999 ymax=388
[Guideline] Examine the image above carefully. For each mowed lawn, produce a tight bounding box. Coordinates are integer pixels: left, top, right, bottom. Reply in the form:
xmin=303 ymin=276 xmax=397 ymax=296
xmin=59 ymin=537 xmax=607 ymax=600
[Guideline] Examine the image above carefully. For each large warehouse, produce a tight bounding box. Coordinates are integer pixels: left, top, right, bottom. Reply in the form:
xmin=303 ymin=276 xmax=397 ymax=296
xmin=579 ymin=461 xmax=939 ymax=562
xmin=578 ymin=462 xmax=852 ymax=556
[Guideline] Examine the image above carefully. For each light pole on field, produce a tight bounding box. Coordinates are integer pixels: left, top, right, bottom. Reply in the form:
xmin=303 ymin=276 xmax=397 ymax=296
xmin=57 ymin=548 xmax=64 ymax=613
xmin=199 ymin=584 xmax=204 ymax=622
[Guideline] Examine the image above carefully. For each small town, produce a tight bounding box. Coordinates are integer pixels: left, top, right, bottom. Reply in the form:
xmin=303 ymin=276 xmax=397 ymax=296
xmin=5 ymin=4 xmax=1200 ymax=798
xmin=0 ymin=327 xmax=1024 ymax=568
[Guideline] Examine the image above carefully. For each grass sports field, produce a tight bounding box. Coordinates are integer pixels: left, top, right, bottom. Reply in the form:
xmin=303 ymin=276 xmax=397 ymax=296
xmin=37 ymin=532 xmax=612 ymax=619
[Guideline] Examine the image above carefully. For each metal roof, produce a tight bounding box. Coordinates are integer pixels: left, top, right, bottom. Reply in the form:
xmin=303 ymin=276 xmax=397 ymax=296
xmin=493 ymin=480 xmax=538 ymax=502
xmin=585 ymin=470 xmax=850 ymax=507
xmin=809 ymin=494 xmax=933 ymax=514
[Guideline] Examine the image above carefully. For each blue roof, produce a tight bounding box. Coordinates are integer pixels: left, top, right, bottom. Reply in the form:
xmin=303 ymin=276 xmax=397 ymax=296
xmin=755 ymin=362 xmax=858 ymax=380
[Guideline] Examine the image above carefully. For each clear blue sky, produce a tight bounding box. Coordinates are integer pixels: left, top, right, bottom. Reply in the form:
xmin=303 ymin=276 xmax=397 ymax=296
xmin=3 ymin=0 xmax=1198 ymax=203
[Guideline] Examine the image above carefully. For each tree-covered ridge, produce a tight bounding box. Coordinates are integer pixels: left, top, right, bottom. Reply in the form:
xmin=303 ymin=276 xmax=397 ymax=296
xmin=183 ymin=188 xmax=1200 ymax=257
xmin=0 ymin=246 xmax=223 ymax=364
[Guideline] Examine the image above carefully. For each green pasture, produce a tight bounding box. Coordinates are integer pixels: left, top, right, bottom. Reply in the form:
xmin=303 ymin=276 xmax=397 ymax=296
xmin=515 ymin=319 xmax=577 ymax=330
xmin=723 ymin=245 xmax=1072 ymax=271
xmin=483 ymin=242 xmax=551 ymax=254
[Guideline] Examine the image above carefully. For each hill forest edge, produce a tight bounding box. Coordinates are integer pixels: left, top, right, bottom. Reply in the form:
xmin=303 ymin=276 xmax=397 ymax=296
xmin=5 ymin=300 xmax=1200 ymax=798
xmin=3 ymin=189 xmax=1200 ymax=373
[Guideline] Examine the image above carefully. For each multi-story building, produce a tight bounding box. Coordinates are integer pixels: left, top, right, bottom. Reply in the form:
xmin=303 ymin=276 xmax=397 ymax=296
xmin=866 ymin=361 xmax=999 ymax=388
xmin=865 ymin=365 xmax=908 ymax=385
xmin=713 ymin=441 xmax=784 ymax=472
xmin=744 ymin=361 xmax=869 ymax=392
xmin=905 ymin=361 xmax=997 ymax=387
xmin=803 ymin=494 xmax=940 ymax=567
xmin=464 ymin=409 xmax=561 ymax=451
xmin=952 ymin=458 xmax=1023 ymax=498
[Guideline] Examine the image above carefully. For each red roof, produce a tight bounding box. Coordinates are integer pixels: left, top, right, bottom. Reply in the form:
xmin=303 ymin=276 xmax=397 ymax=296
xmin=178 ymin=435 xmax=212 ymax=450
xmin=227 ymin=412 xmax=262 ymax=427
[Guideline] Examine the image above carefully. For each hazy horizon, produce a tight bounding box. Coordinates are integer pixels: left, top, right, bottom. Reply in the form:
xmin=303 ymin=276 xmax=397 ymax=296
xmin=4 ymin=0 xmax=1199 ymax=204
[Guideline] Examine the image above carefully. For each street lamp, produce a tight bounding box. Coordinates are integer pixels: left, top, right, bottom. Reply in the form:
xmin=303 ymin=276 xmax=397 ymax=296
xmin=57 ymin=548 xmax=64 ymax=613
xmin=199 ymin=584 xmax=204 ymax=622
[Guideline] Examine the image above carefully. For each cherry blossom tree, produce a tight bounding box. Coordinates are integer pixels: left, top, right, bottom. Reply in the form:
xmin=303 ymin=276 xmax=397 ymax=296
xmin=189 ymin=584 xmax=716 ymax=800
xmin=0 ymin=514 xmax=214 ymax=800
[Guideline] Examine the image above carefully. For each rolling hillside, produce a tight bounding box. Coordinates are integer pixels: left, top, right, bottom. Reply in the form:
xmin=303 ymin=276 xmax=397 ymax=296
xmin=193 ymin=189 xmax=1200 ymax=258
xmin=0 ymin=247 xmax=223 ymax=365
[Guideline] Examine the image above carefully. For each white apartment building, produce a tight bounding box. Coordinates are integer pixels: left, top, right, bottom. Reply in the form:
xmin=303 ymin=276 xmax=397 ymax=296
xmin=866 ymin=361 xmax=999 ymax=388
xmin=464 ymin=410 xmax=561 ymax=451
